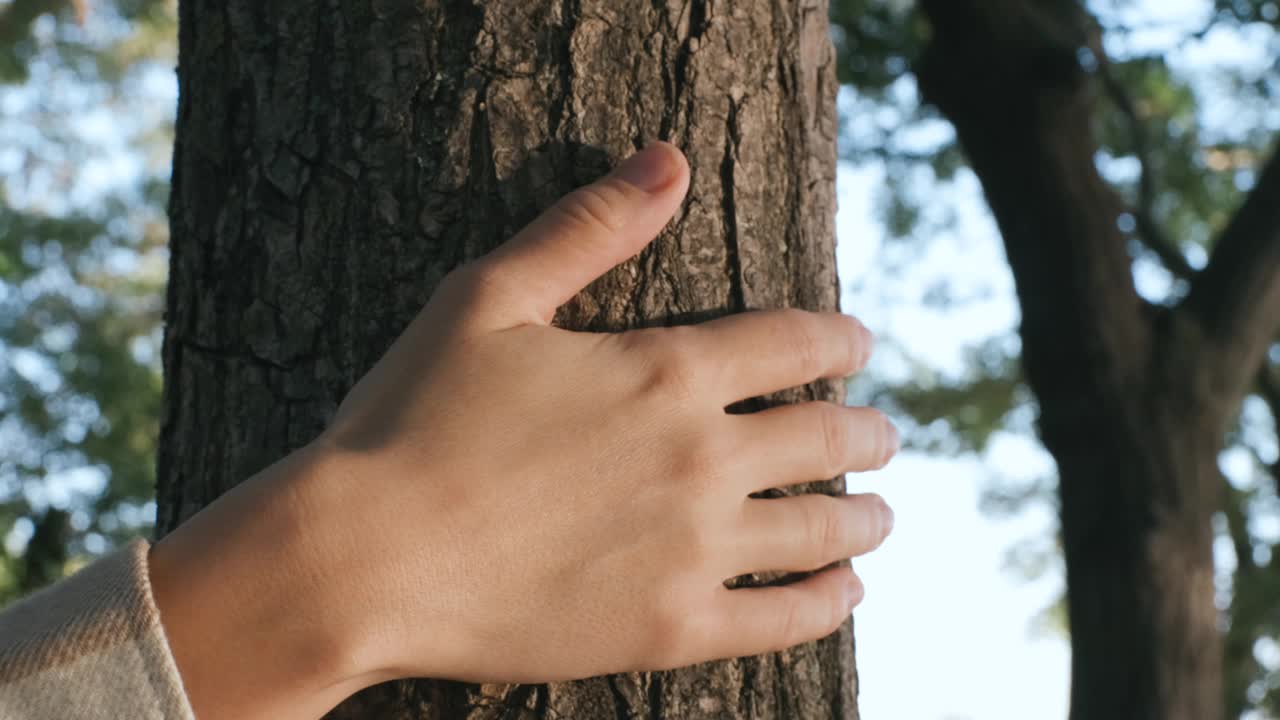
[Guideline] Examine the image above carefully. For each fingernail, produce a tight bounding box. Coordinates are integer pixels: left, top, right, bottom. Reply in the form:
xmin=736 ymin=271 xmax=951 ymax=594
xmin=852 ymin=318 xmax=874 ymax=369
xmin=879 ymin=500 xmax=895 ymax=538
xmin=613 ymin=142 xmax=679 ymax=192
xmin=845 ymin=575 xmax=864 ymax=609
xmin=884 ymin=421 xmax=900 ymax=462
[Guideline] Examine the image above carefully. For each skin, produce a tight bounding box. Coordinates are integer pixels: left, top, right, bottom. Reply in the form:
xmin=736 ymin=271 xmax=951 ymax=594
xmin=147 ymin=141 xmax=899 ymax=720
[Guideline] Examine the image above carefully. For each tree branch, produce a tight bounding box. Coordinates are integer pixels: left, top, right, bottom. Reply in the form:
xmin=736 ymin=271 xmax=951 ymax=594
xmin=1091 ymin=39 xmax=1198 ymax=279
xmin=916 ymin=0 xmax=1152 ymax=401
xmin=1183 ymin=148 xmax=1280 ymax=398
xmin=1100 ymin=64 xmax=1280 ymax=476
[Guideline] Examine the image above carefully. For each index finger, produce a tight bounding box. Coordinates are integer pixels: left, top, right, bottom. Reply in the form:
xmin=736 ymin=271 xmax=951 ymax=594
xmin=689 ymin=309 xmax=872 ymax=405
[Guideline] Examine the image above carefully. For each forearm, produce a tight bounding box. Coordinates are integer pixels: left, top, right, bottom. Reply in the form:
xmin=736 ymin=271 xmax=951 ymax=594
xmin=147 ymin=444 xmax=381 ymax=720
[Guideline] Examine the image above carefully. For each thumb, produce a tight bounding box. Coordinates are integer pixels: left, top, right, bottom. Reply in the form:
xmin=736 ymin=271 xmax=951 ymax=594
xmin=472 ymin=141 xmax=690 ymax=327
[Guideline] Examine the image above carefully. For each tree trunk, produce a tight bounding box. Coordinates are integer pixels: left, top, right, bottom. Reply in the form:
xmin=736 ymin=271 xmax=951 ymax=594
xmin=917 ymin=2 xmax=1224 ymax=719
xmin=159 ymin=1 xmax=852 ymax=717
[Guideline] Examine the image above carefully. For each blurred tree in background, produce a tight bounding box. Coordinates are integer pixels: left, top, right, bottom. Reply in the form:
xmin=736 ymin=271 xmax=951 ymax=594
xmin=1 ymin=0 xmax=1277 ymax=717
xmin=831 ymin=0 xmax=1280 ymax=717
xmin=0 ymin=0 xmax=173 ymax=601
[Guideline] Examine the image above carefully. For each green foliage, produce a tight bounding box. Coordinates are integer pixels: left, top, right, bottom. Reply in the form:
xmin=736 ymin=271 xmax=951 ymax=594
xmin=866 ymin=339 xmax=1028 ymax=455
xmin=831 ymin=0 xmax=928 ymax=95
xmin=0 ymin=0 xmax=174 ymax=599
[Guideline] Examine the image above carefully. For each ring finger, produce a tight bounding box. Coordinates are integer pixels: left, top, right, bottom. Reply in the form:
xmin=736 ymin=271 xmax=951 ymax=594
xmin=727 ymin=492 xmax=893 ymax=576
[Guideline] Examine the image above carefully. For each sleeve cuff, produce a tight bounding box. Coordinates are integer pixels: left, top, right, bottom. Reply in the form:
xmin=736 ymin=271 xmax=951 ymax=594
xmin=0 ymin=539 xmax=196 ymax=720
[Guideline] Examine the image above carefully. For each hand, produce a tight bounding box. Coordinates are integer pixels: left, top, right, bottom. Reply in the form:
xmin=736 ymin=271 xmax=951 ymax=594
xmin=149 ymin=142 xmax=898 ymax=720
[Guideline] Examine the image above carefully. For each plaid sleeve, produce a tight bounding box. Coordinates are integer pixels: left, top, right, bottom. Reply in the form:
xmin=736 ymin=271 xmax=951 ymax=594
xmin=0 ymin=539 xmax=194 ymax=719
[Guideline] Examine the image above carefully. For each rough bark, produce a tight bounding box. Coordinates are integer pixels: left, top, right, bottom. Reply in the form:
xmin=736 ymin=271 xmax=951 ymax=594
xmin=159 ymin=0 xmax=851 ymax=718
xmin=916 ymin=2 xmax=1242 ymax=719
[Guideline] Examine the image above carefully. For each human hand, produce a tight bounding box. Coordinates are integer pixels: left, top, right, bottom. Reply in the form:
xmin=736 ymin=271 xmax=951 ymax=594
xmin=149 ymin=142 xmax=898 ymax=720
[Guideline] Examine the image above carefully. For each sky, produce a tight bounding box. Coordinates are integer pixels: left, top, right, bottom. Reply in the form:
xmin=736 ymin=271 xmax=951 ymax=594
xmin=836 ymin=163 xmax=1071 ymax=720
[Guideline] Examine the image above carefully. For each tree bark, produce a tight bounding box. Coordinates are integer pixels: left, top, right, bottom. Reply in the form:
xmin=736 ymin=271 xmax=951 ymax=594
xmin=916 ymin=2 xmax=1235 ymax=719
xmin=159 ymin=0 xmax=852 ymax=717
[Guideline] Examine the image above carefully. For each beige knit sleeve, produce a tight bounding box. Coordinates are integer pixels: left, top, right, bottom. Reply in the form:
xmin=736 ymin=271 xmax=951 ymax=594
xmin=0 ymin=540 xmax=195 ymax=720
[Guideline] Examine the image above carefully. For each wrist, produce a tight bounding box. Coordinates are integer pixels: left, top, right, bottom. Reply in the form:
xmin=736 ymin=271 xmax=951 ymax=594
xmin=148 ymin=443 xmax=382 ymax=719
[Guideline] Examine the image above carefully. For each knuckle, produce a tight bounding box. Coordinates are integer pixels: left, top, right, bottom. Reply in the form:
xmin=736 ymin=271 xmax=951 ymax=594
xmin=672 ymin=432 xmax=727 ymax=492
xmin=773 ymin=592 xmax=803 ymax=651
xmin=683 ymin=532 xmax=716 ymax=570
xmin=805 ymin=496 xmax=847 ymax=559
xmin=667 ymin=514 xmax=710 ymax=562
xmin=644 ymin=591 xmax=695 ymax=668
xmin=819 ymin=403 xmax=850 ymax=476
xmin=783 ymin=311 xmax=822 ymax=378
xmin=646 ymin=333 xmax=702 ymax=405
xmin=618 ymin=326 xmax=663 ymax=359
xmin=554 ymin=184 xmax=628 ymax=235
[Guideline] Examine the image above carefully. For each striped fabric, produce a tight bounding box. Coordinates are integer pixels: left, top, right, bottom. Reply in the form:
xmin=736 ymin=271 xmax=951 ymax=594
xmin=0 ymin=540 xmax=194 ymax=719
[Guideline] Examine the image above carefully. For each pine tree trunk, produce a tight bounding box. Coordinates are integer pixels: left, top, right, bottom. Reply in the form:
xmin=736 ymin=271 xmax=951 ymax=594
xmin=158 ymin=1 xmax=852 ymax=717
